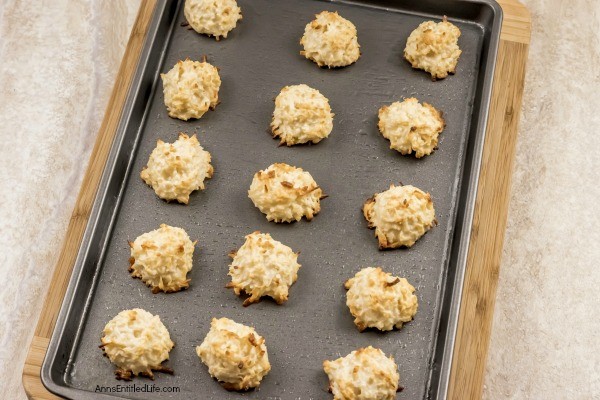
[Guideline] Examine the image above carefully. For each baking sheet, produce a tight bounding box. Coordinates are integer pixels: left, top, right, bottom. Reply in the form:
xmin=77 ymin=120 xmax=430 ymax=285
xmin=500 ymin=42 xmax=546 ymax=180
xmin=41 ymin=0 xmax=502 ymax=398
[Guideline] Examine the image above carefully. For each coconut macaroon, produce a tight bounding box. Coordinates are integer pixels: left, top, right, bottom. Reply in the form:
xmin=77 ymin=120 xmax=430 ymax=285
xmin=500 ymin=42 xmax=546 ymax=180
xmin=128 ymin=224 xmax=195 ymax=293
xmin=323 ymin=346 xmax=400 ymax=400
xmin=197 ymin=317 xmax=271 ymax=391
xmin=345 ymin=267 xmax=418 ymax=332
xmin=161 ymin=58 xmax=221 ymax=120
xmin=141 ymin=133 xmax=213 ymax=204
xmin=271 ymin=84 xmax=334 ymax=146
xmin=404 ymin=17 xmax=462 ymax=80
xmin=378 ymin=98 xmax=445 ymax=158
xmin=100 ymin=309 xmax=174 ymax=380
xmin=184 ymin=0 xmax=242 ymax=40
xmin=363 ymin=184 xmax=436 ymax=249
xmin=227 ymin=231 xmax=300 ymax=306
xmin=248 ymin=163 xmax=323 ymax=223
xmin=300 ymin=11 xmax=360 ymax=68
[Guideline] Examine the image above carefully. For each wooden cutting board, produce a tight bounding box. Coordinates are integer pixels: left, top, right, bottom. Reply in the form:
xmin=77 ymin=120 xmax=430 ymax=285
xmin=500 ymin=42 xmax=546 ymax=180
xmin=22 ymin=1 xmax=531 ymax=398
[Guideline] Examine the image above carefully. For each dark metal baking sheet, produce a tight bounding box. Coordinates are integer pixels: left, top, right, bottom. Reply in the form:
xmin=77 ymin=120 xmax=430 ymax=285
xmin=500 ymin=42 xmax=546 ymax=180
xmin=41 ymin=0 xmax=502 ymax=398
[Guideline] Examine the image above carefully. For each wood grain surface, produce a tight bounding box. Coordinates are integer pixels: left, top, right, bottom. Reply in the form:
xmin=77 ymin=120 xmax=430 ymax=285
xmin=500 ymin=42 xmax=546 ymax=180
xmin=22 ymin=1 xmax=158 ymax=399
xmin=22 ymin=0 xmax=531 ymax=398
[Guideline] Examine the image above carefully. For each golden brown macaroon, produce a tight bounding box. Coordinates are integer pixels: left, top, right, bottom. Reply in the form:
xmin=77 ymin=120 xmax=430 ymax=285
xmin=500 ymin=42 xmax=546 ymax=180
xmin=100 ymin=309 xmax=174 ymax=380
xmin=300 ymin=11 xmax=360 ymax=68
xmin=271 ymin=84 xmax=334 ymax=146
xmin=196 ymin=317 xmax=271 ymax=390
xmin=184 ymin=0 xmax=242 ymax=40
xmin=227 ymin=231 xmax=301 ymax=306
xmin=248 ymin=163 xmax=324 ymax=223
xmin=404 ymin=17 xmax=462 ymax=80
xmin=363 ymin=184 xmax=436 ymax=249
xmin=378 ymin=98 xmax=445 ymax=158
xmin=323 ymin=346 xmax=400 ymax=400
xmin=140 ymin=133 xmax=213 ymax=204
xmin=161 ymin=58 xmax=221 ymax=120
xmin=128 ymin=224 xmax=195 ymax=293
xmin=345 ymin=267 xmax=418 ymax=331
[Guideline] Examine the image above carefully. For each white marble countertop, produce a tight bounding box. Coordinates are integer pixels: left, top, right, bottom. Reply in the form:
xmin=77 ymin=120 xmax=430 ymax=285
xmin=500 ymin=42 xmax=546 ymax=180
xmin=0 ymin=1 xmax=598 ymax=399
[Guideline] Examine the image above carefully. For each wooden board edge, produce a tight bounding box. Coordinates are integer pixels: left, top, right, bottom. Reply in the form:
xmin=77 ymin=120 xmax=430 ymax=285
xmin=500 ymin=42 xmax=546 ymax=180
xmin=447 ymin=2 xmax=531 ymax=399
xmin=22 ymin=0 xmax=158 ymax=398
xmin=23 ymin=337 xmax=60 ymax=400
xmin=21 ymin=0 xmax=530 ymax=399
xmin=499 ymin=0 xmax=531 ymax=44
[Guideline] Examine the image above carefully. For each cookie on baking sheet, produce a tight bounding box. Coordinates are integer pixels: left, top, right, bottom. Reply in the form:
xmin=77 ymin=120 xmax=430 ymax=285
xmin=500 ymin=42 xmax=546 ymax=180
xmin=184 ymin=0 xmax=242 ymax=40
xmin=271 ymin=84 xmax=334 ymax=146
xmin=300 ymin=11 xmax=360 ymax=68
xmin=128 ymin=224 xmax=195 ymax=293
xmin=378 ymin=98 xmax=445 ymax=158
xmin=323 ymin=346 xmax=400 ymax=400
xmin=227 ymin=231 xmax=300 ymax=306
xmin=248 ymin=163 xmax=323 ymax=223
xmin=196 ymin=317 xmax=271 ymax=391
xmin=100 ymin=309 xmax=174 ymax=380
xmin=161 ymin=58 xmax=221 ymax=120
xmin=363 ymin=184 xmax=436 ymax=249
xmin=345 ymin=267 xmax=418 ymax=332
xmin=404 ymin=17 xmax=462 ymax=80
xmin=141 ymin=133 xmax=213 ymax=204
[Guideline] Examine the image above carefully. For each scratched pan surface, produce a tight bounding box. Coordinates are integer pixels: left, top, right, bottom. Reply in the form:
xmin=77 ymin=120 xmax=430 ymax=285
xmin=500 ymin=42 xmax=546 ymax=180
xmin=41 ymin=0 xmax=502 ymax=399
